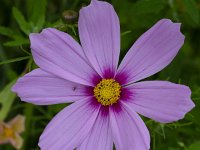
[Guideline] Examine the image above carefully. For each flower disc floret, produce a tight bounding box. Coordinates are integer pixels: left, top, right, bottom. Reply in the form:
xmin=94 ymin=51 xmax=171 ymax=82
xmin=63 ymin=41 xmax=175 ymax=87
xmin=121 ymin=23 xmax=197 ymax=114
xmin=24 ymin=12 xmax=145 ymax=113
xmin=94 ymin=79 xmax=121 ymax=106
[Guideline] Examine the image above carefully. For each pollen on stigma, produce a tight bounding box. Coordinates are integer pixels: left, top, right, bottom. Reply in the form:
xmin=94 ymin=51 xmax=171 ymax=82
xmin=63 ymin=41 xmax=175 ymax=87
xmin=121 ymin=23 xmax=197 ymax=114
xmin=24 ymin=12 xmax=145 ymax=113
xmin=93 ymin=79 xmax=121 ymax=106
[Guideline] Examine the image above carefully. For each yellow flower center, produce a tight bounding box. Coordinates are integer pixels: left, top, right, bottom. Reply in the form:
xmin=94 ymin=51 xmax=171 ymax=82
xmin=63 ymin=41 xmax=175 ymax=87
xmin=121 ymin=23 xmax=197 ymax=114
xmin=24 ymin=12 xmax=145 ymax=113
xmin=94 ymin=79 xmax=121 ymax=106
xmin=4 ymin=127 xmax=14 ymax=137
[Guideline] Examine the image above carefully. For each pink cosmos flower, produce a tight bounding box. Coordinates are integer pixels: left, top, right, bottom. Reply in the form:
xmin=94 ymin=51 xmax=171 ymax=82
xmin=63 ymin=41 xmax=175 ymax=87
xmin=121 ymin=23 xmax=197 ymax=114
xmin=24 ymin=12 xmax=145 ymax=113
xmin=12 ymin=0 xmax=195 ymax=149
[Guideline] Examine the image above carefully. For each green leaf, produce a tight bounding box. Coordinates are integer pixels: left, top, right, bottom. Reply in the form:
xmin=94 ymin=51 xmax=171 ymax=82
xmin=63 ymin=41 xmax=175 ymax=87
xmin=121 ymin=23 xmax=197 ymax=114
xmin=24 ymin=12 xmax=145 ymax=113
xmin=182 ymin=0 xmax=199 ymax=24
xmin=29 ymin=0 xmax=47 ymax=31
xmin=0 ymin=80 xmax=16 ymax=121
xmin=0 ymin=26 xmax=15 ymax=38
xmin=0 ymin=26 xmax=30 ymax=47
xmin=188 ymin=141 xmax=200 ymax=150
xmin=12 ymin=7 xmax=31 ymax=35
xmin=0 ymin=56 xmax=31 ymax=65
xmin=4 ymin=37 xmax=30 ymax=47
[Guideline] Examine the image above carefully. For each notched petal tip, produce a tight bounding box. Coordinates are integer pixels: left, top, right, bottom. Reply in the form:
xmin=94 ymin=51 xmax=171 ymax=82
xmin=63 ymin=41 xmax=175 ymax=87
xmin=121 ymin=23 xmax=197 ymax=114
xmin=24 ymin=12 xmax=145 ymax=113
xmin=79 ymin=0 xmax=120 ymax=77
xmin=161 ymin=19 xmax=185 ymax=39
xmin=163 ymin=84 xmax=195 ymax=123
xmin=29 ymin=32 xmax=39 ymax=41
xmin=40 ymin=28 xmax=58 ymax=35
xmin=29 ymin=27 xmax=56 ymax=42
xmin=176 ymin=102 xmax=195 ymax=124
xmin=158 ymin=18 xmax=178 ymax=24
xmin=29 ymin=32 xmax=41 ymax=49
xmin=125 ymin=81 xmax=195 ymax=123
xmin=158 ymin=18 xmax=182 ymax=29
xmin=29 ymin=27 xmax=56 ymax=39
xmin=91 ymin=0 xmax=98 ymax=3
xmin=174 ymin=23 xmax=185 ymax=41
xmin=185 ymin=85 xmax=195 ymax=108
xmin=174 ymin=23 xmax=181 ymax=29
xmin=178 ymin=86 xmax=195 ymax=121
xmin=117 ymin=18 xmax=186 ymax=84
xmin=82 ymin=0 xmax=113 ymax=11
xmin=90 ymin=0 xmax=107 ymax=4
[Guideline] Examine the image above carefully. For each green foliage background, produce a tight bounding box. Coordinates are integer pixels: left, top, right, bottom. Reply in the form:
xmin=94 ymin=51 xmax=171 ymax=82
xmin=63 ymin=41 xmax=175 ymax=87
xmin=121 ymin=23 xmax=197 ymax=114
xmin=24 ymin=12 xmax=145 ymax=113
xmin=0 ymin=0 xmax=200 ymax=149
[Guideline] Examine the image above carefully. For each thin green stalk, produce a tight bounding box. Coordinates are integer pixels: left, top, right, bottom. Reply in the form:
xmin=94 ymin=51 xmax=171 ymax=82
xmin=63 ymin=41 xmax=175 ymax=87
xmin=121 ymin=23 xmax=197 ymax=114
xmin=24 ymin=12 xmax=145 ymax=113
xmin=0 ymin=56 xmax=30 ymax=65
xmin=0 ymin=44 xmax=17 ymax=80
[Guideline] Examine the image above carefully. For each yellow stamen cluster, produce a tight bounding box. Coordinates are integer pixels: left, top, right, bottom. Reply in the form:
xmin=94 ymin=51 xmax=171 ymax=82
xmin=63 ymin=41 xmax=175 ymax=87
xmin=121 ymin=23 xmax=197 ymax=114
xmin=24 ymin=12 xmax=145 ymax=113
xmin=4 ymin=127 xmax=14 ymax=137
xmin=94 ymin=79 xmax=121 ymax=106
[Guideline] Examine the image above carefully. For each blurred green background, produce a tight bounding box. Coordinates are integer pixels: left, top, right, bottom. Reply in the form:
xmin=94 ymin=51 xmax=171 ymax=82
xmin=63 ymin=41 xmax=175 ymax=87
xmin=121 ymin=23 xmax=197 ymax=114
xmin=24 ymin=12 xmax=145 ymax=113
xmin=0 ymin=0 xmax=200 ymax=149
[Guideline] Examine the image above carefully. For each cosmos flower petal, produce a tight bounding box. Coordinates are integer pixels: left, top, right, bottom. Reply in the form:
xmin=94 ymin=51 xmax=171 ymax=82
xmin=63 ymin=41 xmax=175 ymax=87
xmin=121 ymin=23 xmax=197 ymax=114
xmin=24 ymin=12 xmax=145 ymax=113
xmin=12 ymin=69 xmax=89 ymax=105
xmin=125 ymin=81 xmax=195 ymax=123
xmin=8 ymin=115 xmax=25 ymax=134
xmin=110 ymin=104 xmax=150 ymax=150
xmin=79 ymin=0 xmax=120 ymax=78
xmin=39 ymin=97 xmax=100 ymax=150
xmin=77 ymin=108 xmax=113 ymax=150
xmin=116 ymin=19 xmax=185 ymax=85
xmin=30 ymin=28 xmax=98 ymax=86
